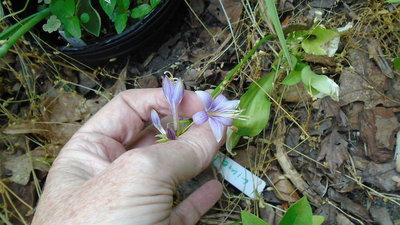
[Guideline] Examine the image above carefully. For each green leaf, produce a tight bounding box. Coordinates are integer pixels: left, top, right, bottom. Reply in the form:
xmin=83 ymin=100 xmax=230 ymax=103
xmin=278 ymin=196 xmax=313 ymax=225
xmin=64 ymin=16 xmax=81 ymax=38
xmin=0 ymin=2 xmax=4 ymax=18
xmin=50 ymin=0 xmax=75 ymax=19
xmin=118 ymin=0 xmax=130 ymax=10
xmin=77 ymin=0 xmax=101 ymax=36
xmin=241 ymin=211 xmax=270 ymax=225
xmin=282 ymin=62 xmax=306 ymax=85
xmin=131 ymin=4 xmax=152 ymax=19
xmin=312 ymin=215 xmax=325 ymax=225
xmin=301 ymin=25 xmax=340 ymax=56
xmin=50 ymin=0 xmax=81 ymax=37
xmin=386 ymin=0 xmax=400 ymax=3
xmin=65 ymin=0 xmax=76 ymax=15
xmin=301 ymin=65 xmax=339 ymax=101
xmin=114 ymin=10 xmax=128 ymax=33
xmin=100 ymin=0 xmax=117 ymax=17
xmin=226 ymin=127 xmax=241 ymax=155
xmin=42 ymin=15 xmax=61 ymax=33
xmin=80 ymin=13 xmax=90 ymax=23
xmin=393 ymin=57 xmax=400 ymax=70
xmin=150 ymin=0 xmax=162 ymax=8
xmin=264 ymin=0 xmax=293 ymax=68
xmin=233 ymin=72 xmax=275 ymax=136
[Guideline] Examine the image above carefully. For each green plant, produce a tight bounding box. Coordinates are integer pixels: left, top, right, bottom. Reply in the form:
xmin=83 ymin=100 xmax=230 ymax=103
xmin=240 ymin=197 xmax=324 ymax=225
xmin=227 ymin=2 xmax=341 ymax=150
xmin=0 ymin=0 xmax=163 ymax=57
xmin=394 ymin=57 xmax=400 ymax=70
xmin=263 ymin=0 xmax=293 ymax=68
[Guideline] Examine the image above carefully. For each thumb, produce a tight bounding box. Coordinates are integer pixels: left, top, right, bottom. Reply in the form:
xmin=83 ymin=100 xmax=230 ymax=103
xmin=171 ymin=179 xmax=222 ymax=225
xmin=134 ymin=121 xmax=222 ymax=185
xmin=95 ymin=120 xmax=223 ymax=195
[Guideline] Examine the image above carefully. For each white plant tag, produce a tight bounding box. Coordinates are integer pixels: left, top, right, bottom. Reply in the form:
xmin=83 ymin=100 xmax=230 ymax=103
xmin=213 ymin=152 xmax=267 ymax=198
xmin=59 ymin=31 xmax=87 ymax=47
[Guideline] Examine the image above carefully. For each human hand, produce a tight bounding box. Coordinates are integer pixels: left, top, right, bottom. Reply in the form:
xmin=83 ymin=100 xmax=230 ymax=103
xmin=32 ymin=89 xmax=223 ymax=225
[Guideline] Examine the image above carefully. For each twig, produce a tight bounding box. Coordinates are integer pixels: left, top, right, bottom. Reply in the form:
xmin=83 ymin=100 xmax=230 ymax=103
xmin=211 ymin=34 xmax=275 ymax=97
xmin=273 ymin=121 xmax=323 ymax=206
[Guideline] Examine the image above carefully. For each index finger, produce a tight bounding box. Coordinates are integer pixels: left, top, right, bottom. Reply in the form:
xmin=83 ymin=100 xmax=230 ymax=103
xmin=77 ymin=88 xmax=203 ymax=147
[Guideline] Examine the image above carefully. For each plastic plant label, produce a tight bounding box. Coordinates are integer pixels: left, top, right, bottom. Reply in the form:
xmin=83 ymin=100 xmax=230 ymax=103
xmin=213 ymin=152 xmax=267 ymax=198
xmin=58 ymin=31 xmax=87 ymax=47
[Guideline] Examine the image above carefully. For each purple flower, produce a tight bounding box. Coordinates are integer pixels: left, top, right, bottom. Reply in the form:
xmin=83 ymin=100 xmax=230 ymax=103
xmin=192 ymin=91 xmax=243 ymax=142
xmin=151 ymin=109 xmax=176 ymax=140
xmin=162 ymin=75 xmax=184 ymax=131
xmin=151 ymin=109 xmax=166 ymax=135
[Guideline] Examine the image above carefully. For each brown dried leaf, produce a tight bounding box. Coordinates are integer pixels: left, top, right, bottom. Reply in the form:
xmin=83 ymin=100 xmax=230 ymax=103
xmin=4 ymin=148 xmax=50 ymax=185
xmin=3 ymin=120 xmax=47 ymax=135
xmin=233 ymin=146 xmax=258 ymax=169
xmin=374 ymin=107 xmax=399 ymax=149
xmin=339 ymin=67 xmax=389 ymax=109
xmin=189 ymin=27 xmax=231 ymax=63
xmin=315 ymin=204 xmax=338 ymax=225
xmin=367 ymin=38 xmax=394 ymax=78
xmin=318 ymin=129 xmax=349 ymax=174
xmin=275 ymin=123 xmax=322 ymax=205
xmin=268 ymin=169 xmax=300 ymax=203
xmin=328 ymin=188 xmax=371 ymax=220
xmin=106 ymin=60 xmax=127 ymax=95
xmin=302 ymin=54 xmax=337 ymax=67
xmin=315 ymin=97 xmax=348 ymax=127
xmin=336 ymin=213 xmax=355 ymax=225
xmin=339 ymin=49 xmax=396 ymax=109
xmin=4 ymin=89 xmax=107 ymax=145
xmin=207 ymin=0 xmax=242 ymax=25
xmin=282 ymin=83 xmax=312 ymax=103
xmin=343 ymin=102 xmax=364 ymax=130
xmin=42 ymin=89 xmax=87 ymax=122
xmin=187 ymin=0 xmax=206 ymax=28
xmin=259 ymin=204 xmax=276 ymax=225
xmin=362 ymin=161 xmax=399 ymax=192
xmin=360 ymin=107 xmax=399 ymax=163
xmin=7 ymin=182 xmax=36 ymax=222
xmin=370 ymin=206 xmax=394 ymax=225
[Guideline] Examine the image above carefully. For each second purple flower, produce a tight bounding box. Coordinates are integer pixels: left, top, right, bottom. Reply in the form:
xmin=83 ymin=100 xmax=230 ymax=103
xmin=192 ymin=91 xmax=243 ymax=142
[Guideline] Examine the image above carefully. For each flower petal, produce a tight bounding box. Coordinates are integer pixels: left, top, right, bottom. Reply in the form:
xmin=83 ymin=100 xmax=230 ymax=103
xmin=172 ymin=78 xmax=184 ymax=105
xmin=211 ymin=94 xmax=228 ymax=110
xmin=162 ymin=76 xmax=173 ymax=104
xmin=151 ymin=109 xmax=166 ymax=135
xmin=214 ymin=99 xmax=240 ymax=112
xmin=209 ymin=117 xmax=225 ymax=142
xmin=166 ymin=127 xmax=176 ymax=140
xmin=192 ymin=110 xmax=209 ymax=124
xmin=195 ymin=91 xmax=212 ymax=110
xmin=213 ymin=116 xmax=233 ymax=126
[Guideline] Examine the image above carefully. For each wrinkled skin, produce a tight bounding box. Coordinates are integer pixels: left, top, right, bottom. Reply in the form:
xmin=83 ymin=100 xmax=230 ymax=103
xmin=32 ymin=89 xmax=223 ymax=225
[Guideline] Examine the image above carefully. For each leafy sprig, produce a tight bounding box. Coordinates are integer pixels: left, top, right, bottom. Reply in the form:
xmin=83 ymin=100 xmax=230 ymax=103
xmin=0 ymin=0 xmax=163 ymax=57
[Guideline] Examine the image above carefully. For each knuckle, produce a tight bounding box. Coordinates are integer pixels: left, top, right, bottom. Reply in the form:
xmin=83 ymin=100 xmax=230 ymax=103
xmin=120 ymin=150 xmax=160 ymax=173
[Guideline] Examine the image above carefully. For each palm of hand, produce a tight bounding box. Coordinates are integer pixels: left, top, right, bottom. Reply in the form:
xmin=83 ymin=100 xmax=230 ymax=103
xmin=32 ymin=89 xmax=222 ymax=225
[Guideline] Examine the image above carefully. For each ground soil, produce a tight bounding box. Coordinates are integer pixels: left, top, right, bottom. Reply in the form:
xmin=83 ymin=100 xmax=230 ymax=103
xmin=0 ymin=0 xmax=399 ymax=224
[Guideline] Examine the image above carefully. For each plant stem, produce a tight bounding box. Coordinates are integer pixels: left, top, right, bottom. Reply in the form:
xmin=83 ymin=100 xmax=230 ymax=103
xmin=0 ymin=13 xmax=38 ymax=40
xmin=211 ymin=34 xmax=275 ymax=97
xmin=0 ymin=8 xmax=51 ymax=57
xmin=179 ymin=34 xmax=275 ymax=137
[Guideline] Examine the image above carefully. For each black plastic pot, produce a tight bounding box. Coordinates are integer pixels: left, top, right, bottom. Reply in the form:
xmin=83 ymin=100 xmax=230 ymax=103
xmin=10 ymin=0 xmax=183 ymax=65
xmin=60 ymin=0 xmax=182 ymax=65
